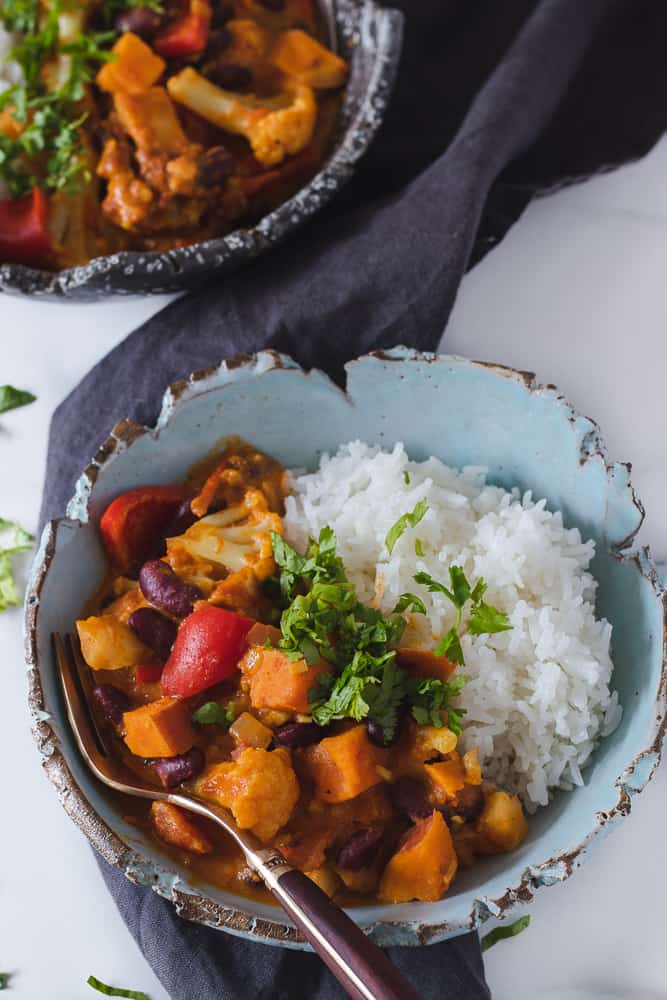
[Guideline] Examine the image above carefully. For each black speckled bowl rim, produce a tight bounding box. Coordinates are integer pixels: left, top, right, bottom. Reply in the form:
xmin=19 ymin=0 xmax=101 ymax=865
xmin=0 ymin=1 xmax=403 ymax=301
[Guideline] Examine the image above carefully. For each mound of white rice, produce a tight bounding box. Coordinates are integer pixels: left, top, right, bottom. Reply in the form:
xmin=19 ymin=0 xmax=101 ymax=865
xmin=284 ymin=441 xmax=621 ymax=811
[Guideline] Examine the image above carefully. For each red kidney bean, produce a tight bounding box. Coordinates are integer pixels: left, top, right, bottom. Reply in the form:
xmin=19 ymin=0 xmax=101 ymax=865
xmin=139 ymin=560 xmax=202 ymax=618
xmin=114 ymin=6 xmax=163 ymax=38
xmin=440 ymin=784 xmax=485 ymax=824
xmin=206 ymin=25 xmax=232 ymax=54
xmin=211 ymin=2 xmax=234 ymax=26
xmin=92 ymin=684 xmax=131 ymax=729
xmin=197 ymin=146 xmax=235 ymax=187
xmin=272 ymin=721 xmax=326 ymax=748
xmin=152 ymin=747 xmax=205 ymax=789
xmin=365 ymin=719 xmax=388 ymax=747
xmin=207 ymin=62 xmax=253 ymax=90
xmin=129 ymin=607 xmax=178 ymax=661
xmin=336 ymin=828 xmax=384 ymax=871
xmin=165 ymin=495 xmax=198 ymax=538
xmin=389 ymin=776 xmax=432 ymax=821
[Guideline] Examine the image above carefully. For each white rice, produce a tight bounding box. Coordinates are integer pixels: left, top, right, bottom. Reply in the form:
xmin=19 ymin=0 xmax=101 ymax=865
xmin=284 ymin=441 xmax=621 ymax=812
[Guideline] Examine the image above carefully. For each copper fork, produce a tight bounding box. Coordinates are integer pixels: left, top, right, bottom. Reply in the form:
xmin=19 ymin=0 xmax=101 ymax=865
xmin=53 ymin=633 xmax=420 ymax=1000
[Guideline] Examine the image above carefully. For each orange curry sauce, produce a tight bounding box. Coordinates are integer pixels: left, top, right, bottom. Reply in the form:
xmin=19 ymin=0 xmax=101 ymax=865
xmin=77 ymin=441 xmax=527 ymax=906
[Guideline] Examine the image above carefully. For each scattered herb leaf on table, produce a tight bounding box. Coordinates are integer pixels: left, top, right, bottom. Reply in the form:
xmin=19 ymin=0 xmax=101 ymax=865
xmin=87 ymin=974 xmax=150 ymax=999
xmin=0 ymin=518 xmax=34 ymax=611
xmin=0 ymin=385 xmax=36 ymax=414
xmin=481 ymin=915 xmax=531 ymax=952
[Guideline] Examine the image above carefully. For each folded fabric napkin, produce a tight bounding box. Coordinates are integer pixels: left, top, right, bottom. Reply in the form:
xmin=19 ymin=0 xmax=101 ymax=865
xmin=40 ymin=1 xmax=667 ymax=996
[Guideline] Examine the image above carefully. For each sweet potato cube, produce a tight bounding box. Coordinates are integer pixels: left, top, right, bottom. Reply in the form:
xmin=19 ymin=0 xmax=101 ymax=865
xmin=97 ymin=33 xmax=166 ymax=95
xmin=302 ymin=725 xmax=387 ymax=803
xmin=77 ymin=614 xmax=150 ymax=671
xmin=396 ymin=647 xmax=457 ymax=683
xmin=123 ymin=697 xmax=195 ymax=757
xmin=477 ymin=791 xmax=527 ymax=852
xmin=241 ymin=645 xmax=328 ymax=714
xmin=379 ymin=810 xmax=458 ymax=903
xmin=425 ymin=756 xmax=466 ymax=803
xmin=196 ymin=747 xmax=299 ymax=841
xmin=271 ymin=29 xmax=348 ymax=89
xmin=151 ymin=801 xmax=213 ymax=855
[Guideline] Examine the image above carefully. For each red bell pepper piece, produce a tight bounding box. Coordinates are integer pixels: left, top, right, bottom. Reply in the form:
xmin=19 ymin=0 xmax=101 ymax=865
xmin=154 ymin=0 xmax=211 ymax=57
xmin=99 ymin=485 xmax=190 ymax=572
xmin=0 ymin=188 xmax=52 ymax=268
xmin=135 ymin=663 xmax=164 ymax=684
xmin=161 ymin=605 xmax=254 ymax=697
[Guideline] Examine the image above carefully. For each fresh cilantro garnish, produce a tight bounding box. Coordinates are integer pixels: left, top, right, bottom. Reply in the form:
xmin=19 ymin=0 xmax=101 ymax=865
xmin=1 ymin=0 xmax=40 ymax=33
xmin=414 ymin=567 xmax=511 ymax=666
xmin=98 ymin=0 xmax=164 ymax=25
xmin=0 ymin=1 xmax=118 ymax=196
xmin=393 ymin=592 xmax=427 ymax=616
xmin=0 ymin=385 xmax=35 ymax=414
xmin=385 ymin=499 xmax=429 ymax=554
xmin=414 ymin=538 xmax=424 ymax=557
xmin=480 ymin=915 xmax=531 ymax=952
xmin=408 ymin=674 xmax=467 ymax=733
xmin=192 ymin=701 xmax=236 ymax=728
xmin=403 ymin=470 xmax=410 ymax=485
xmin=87 ymin=975 xmax=150 ymax=999
xmin=271 ymin=529 xmax=471 ymax=742
xmin=0 ymin=518 xmax=33 ymax=611
xmin=0 ymin=971 xmax=10 ymax=990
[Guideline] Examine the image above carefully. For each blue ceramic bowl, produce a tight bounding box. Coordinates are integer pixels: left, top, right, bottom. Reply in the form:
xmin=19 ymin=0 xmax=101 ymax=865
xmin=25 ymin=349 xmax=667 ymax=947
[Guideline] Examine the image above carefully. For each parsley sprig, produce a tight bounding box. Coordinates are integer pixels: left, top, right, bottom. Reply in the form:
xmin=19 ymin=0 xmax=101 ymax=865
xmin=270 ymin=529 xmax=471 ymax=742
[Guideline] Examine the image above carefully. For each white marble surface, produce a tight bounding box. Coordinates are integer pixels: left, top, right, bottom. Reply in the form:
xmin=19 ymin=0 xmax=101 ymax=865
xmin=3 ymin=136 xmax=667 ymax=1000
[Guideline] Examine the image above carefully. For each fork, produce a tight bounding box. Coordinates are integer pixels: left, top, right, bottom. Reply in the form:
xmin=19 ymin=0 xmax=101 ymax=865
xmin=54 ymin=633 xmax=421 ymax=1000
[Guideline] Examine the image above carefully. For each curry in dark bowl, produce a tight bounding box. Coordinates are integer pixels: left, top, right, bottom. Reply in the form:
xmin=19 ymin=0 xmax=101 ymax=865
xmin=0 ymin=0 xmax=348 ymax=270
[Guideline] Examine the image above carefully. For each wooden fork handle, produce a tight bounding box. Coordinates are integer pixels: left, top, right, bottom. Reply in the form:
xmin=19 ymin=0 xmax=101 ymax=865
xmin=260 ymin=859 xmax=421 ymax=1000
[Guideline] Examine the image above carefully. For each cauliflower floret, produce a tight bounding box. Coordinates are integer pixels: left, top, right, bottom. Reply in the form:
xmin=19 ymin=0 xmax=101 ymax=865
xmin=196 ymin=747 xmax=299 ymax=841
xmin=167 ymin=67 xmax=317 ymax=167
xmin=166 ymin=487 xmax=282 ymax=585
xmin=249 ymin=84 xmax=316 ymax=166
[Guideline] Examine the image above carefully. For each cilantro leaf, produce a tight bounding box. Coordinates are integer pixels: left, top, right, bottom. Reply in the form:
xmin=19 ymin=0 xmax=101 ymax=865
xmin=407 ymin=675 xmax=468 ymax=731
xmin=468 ymin=601 xmax=512 ymax=635
xmin=192 ymin=701 xmax=235 ymax=728
xmin=0 ymin=518 xmax=34 ymax=612
xmin=0 ymin=385 xmax=35 ymax=414
xmin=415 ymin=538 xmax=424 ymax=557
xmin=0 ymin=972 xmax=10 ymax=990
xmin=414 ymin=567 xmax=512 ymax=667
xmin=1 ymin=0 xmax=40 ymax=33
xmin=393 ymin=592 xmax=427 ymax=616
xmin=434 ymin=626 xmax=464 ymax=665
xmin=480 ymin=916 xmax=531 ymax=952
xmin=449 ymin=565 xmax=471 ymax=608
xmin=87 ymin=975 xmax=150 ymax=999
xmin=413 ymin=570 xmax=455 ymax=603
xmin=385 ymin=499 xmax=429 ymax=554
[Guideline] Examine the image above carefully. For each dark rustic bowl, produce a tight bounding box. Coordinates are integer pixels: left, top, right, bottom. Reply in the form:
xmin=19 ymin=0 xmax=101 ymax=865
xmin=0 ymin=0 xmax=402 ymax=300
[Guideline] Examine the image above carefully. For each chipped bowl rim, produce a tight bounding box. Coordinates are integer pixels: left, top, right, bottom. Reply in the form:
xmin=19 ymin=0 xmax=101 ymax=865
xmin=24 ymin=348 xmax=667 ymax=947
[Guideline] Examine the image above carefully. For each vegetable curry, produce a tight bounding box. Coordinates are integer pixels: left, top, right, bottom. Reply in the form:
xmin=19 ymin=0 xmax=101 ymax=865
xmin=76 ymin=441 xmax=528 ymax=906
xmin=0 ymin=1 xmax=347 ymax=269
